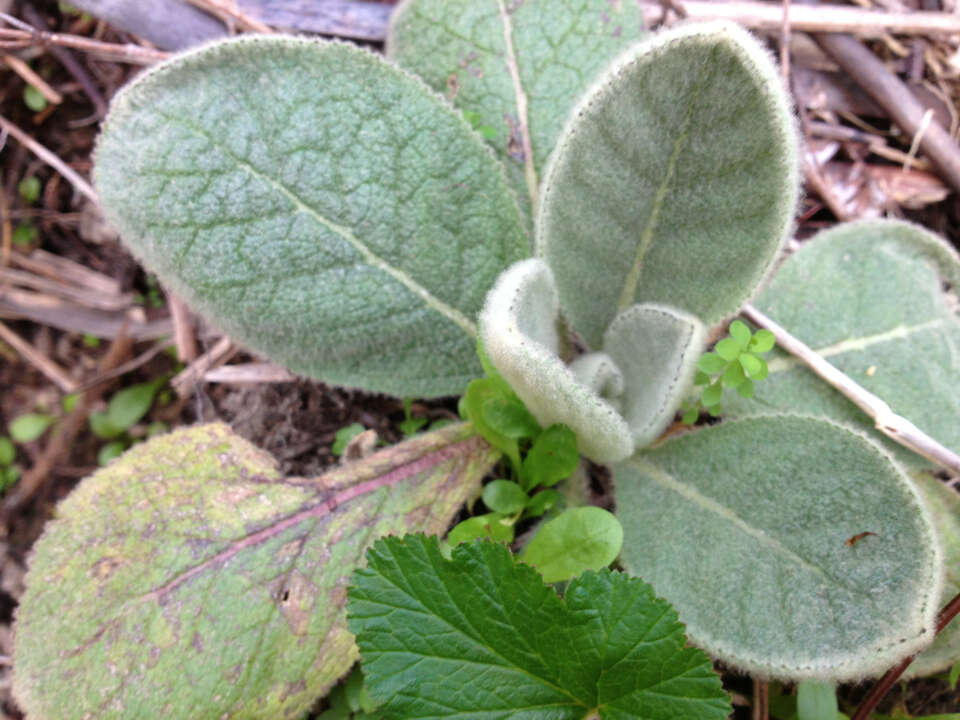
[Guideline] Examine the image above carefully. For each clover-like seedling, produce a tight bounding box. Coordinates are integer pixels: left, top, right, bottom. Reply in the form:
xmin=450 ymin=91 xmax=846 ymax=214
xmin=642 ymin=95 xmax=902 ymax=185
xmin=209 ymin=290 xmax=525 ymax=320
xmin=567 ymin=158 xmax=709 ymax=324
xmin=682 ymin=320 xmax=776 ymax=423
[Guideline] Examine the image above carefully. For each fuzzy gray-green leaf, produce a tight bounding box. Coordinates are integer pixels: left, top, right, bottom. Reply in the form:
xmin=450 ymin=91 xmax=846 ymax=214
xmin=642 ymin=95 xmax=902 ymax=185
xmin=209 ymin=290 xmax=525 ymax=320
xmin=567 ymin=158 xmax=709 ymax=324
xmin=387 ymin=0 xmax=644 ymax=217
xmin=602 ymin=303 xmax=705 ymax=448
xmin=479 ymin=259 xmax=633 ymax=462
xmin=725 ymin=219 xmax=960 ymax=470
xmin=616 ymin=415 xmax=942 ymax=681
xmin=538 ymin=22 xmax=799 ymax=346
xmin=95 ymin=36 xmax=528 ymax=398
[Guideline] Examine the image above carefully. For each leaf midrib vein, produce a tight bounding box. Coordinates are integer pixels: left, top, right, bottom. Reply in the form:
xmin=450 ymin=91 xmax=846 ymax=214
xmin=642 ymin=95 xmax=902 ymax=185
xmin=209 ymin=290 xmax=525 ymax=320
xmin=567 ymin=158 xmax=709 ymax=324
xmin=155 ymin=109 xmax=478 ymax=338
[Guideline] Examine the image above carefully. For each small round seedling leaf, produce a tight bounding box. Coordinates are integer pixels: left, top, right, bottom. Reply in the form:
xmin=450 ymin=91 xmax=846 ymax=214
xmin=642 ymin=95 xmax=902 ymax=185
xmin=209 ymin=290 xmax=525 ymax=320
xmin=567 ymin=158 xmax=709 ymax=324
xmin=97 ymin=440 xmax=126 ymax=466
xmin=748 ymin=329 xmax=775 ymax=353
xmin=480 ymin=396 xmax=541 ymax=440
xmin=729 ymin=320 xmax=751 ymax=348
xmin=695 ymin=370 xmax=711 ymax=386
xmin=1 ymin=466 xmax=20 ymax=490
xmin=23 ymin=85 xmax=46 ymax=112
xmin=106 ymin=377 xmax=165 ymax=432
xmin=482 ymin=480 xmax=529 ymax=515
xmin=520 ymin=506 xmax=623 ymax=583
xmin=698 ymin=352 xmax=726 ymax=375
xmin=523 ymin=489 xmax=560 ymax=519
xmin=17 ymin=176 xmax=40 ymax=204
xmin=723 ymin=360 xmax=746 ymax=388
xmin=349 ymin=535 xmax=731 ymax=719
xmin=702 ymin=382 xmax=723 ymax=407
xmin=9 ymin=413 xmax=54 ymax=443
xmin=715 ymin=338 xmax=742 ymax=362
xmin=0 ymin=437 xmax=14 ymax=466
xmin=521 ymin=424 xmax=579 ymax=490
xmin=88 ymin=410 xmax=124 ymax=440
xmin=736 ymin=378 xmax=755 ymax=399
xmin=332 ymin=423 xmax=365 ymax=456
xmin=448 ymin=512 xmax=514 ymax=545
xmin=739 ymin=352 xmax=766 ymax=379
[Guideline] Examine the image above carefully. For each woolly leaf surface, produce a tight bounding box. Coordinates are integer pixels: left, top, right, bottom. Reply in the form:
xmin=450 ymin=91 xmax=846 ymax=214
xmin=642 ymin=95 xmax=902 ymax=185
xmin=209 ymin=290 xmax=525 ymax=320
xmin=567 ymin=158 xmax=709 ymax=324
xmin=13 ymin=423 xmax=497 ymax=719
xmin=479 ymin=258 xmax=632 ymax=462
xmin=603 ymin=303 xmax=705 ymax=448
xmin=538 ymin=21 xmax=799 ymax=346
xmin=616 ymin=415 xmax=942 ymax=681
xmin=387 ymin=0 xmax=644 ymax=218
xmin=907 ymin=474 xmax=960 ymax=678
xmin=348 ymin=535 xmax=731 ymax=719
xmin=94 ymin=36 xmax=528 ymax=398
xmin=726 ymin=219 xmax=960 ymax=470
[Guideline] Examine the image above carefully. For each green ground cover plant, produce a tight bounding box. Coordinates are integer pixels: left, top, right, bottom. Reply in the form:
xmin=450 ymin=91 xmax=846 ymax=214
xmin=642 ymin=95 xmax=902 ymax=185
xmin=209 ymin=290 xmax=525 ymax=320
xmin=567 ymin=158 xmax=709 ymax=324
xmin=11 ymin=2 xmax=960 ymax=717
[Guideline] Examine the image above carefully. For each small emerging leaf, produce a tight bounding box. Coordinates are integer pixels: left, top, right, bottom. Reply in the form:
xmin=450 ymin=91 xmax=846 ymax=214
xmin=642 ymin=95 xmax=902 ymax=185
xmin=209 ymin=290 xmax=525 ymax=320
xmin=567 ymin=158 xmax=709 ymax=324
xmin=523 ymin=489 xmax=560 ymax=519
xmin=682 ymin=407 xmax=700 ymax=425
xmin=97 ymin=440 xmax=126 ymax=466
xmin=448 ymin=512 xmax=514 ymax=545
xmin=480 ymin=396 xmax=541 ymax=440
xmin=739 ymin=352 xmax=766 ymax=379
xmin=0 ymin=437 xmax=14 ymax=465
xmin=715 ymin=337 xmax=742 ymax=362
xmin=698 ymin=353 xmax=726 ymax=375
xmin=736 ymin=378 xmax=755 ymax=399
xmin=106 ymin=376 xmax=166 ymax=432
xmin=349 ymin=535 xmax=731 ymax=719
xmin=9 ymin=413 xmax=54 ymax=443
xmin=88 ymin=410 xmax=123 ymax=440
xmin=694 ymin=370 xmax=711 ymax=386
xmin=702 ymin=381 xmax=723 ymax=407
xmin=723 ymin=360 xmax=746 ymax=388
xmin=748 ymin=328 xmax=775 ymax=353
xmin=729 ymin=320 xmax=752 ymax=348
xmin=482 ymin=480 xmax=529 ymax=515
xmin=520 ymin=506 xmax=623 ymax=583
xmin=463 ymin=378 xmax=521 ymax=469
xmin=521 ymin=424 xmax=579 ymax=490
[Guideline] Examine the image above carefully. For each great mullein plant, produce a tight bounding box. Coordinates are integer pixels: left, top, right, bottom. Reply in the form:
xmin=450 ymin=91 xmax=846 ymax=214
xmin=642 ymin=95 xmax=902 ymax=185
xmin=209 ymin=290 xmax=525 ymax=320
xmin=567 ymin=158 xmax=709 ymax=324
xmin=11 ymin=2 xmax=960 ymax=717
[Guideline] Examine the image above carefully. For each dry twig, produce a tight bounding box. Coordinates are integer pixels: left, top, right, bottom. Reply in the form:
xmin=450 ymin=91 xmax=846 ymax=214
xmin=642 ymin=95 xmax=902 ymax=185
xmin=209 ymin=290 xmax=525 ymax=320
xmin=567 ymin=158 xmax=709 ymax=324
xmin=183 ymin=0 xmax=273 ymax=33
xmin=742 ymin=304 xmax=960 ymax=475
xmin=2 ymin=54 xmax=62 ymax=105
xmin=0 ymin=21 xmax=168 ymax=64
xmin=170 ymin=336 xmax=235 ymax=397
xmin=0 ymin=320 xmax=77 ymax=393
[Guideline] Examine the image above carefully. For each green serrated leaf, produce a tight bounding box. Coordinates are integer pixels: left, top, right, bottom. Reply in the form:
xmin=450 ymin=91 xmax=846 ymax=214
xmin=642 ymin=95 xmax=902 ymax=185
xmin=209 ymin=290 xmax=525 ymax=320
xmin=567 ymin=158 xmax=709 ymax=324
xmin=698 ymin=353 xmax=727 ymax=375
xmin=388 ymin=0 xmax=645 ymax=220
xmin=723 ymin=359 xmax=747 ymax=388
xmin=522 ymin=424 xmax=579 ymax=490
xmin=0 ymin=437 xmax=14 ymax=466
xmin=715 ymin=337 xmax=742 ymax=362
xmin=9 ymin=413 xmax=54 ymax=443
xmin=480 ymin=396 xmax=541 ymax=440
xmin=348 ymin=535 xmax=731 ymax=719
xmin=538 ymin=22 xmax=798 ymax=346
xmin=13 ymin=422 xmax=498 ymax=719
xmin=482 ymin=479 xmax=529 ymax=515
xmin=724 ymin=219 xmax=960 ymax=471
xmin=749 ymin=328 xmax=775 ymax=353
xmin=520 ymin=506 xmax=622 ymax=583
xmin=95 ymin=36 xmax=528 ymax=398
xmin=616 ymin=416 xmax=942 ymax=681
xmin=480 ymin=259 xmax=633 ymax=463
xmin=729 ymin=320 xmax=752 ymax=348
xmin=448 ymin=512 xmax=514 ymax=545
xmin=797 ymin=681 xmax=838 ymax=720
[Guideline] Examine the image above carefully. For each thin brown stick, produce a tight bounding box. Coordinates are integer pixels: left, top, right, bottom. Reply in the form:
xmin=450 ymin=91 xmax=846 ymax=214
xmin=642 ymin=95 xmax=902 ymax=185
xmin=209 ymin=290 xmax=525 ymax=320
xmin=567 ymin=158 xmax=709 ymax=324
xmin=0 ymin=114 xmax=97 ymax=203
xmin=170 ymin=336 xmax=235 ymax=397
xmin=742 ymin=304 xmax=960 ymax=475
xmin=183 ymin=0 xmax=273 ymax=33
xmin=166 ymin=293 xmax=197 ymax=362
xmin=2 ymin=54 xmax=62 ymax=105
xmin=0 ymin=319 xmax=78 ymax=392
xmin=852 ymin=590 xmax=960 ymax=720
xmin=812 ymin=32 xmax=960 ymax=195
xmin=0 ymin=24 xmax=168 ymax=65
xmin=752 ymin=678 xmax=769 ymax=720
xmin=640 ymin=1 xmax=960 ymax=36
xmin=72 ymin=340 xmax=173 ymax=393
xmin=779 ymin=0 xmax=790 ymax=84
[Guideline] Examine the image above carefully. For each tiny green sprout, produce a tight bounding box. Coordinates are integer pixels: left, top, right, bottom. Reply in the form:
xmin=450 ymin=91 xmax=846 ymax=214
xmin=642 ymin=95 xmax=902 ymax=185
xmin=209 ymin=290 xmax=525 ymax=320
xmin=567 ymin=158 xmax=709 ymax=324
xmin=682 ymin=320 xmax=775 ymax=424
xmin=462 ymin=110 xmax=497 ymax=141
xmin=23 ymin=85 xmax=47 ymax=112
xmin=398 ymin=398 xmax=428 ymax=437
xmin=332 ymin=423 xmax=365 ymax=456
xmin=12 ymin=224 xmax=38 ymax=247
xmin=0 ymin=437 xmax=15 ymax=466
xmin=18 ymin=176 xmax=41 ymax=205
xmin=97 ymin=440 xmax=127 ymax=466
xmin=9 ymin=413 xmax=55 ymax=443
